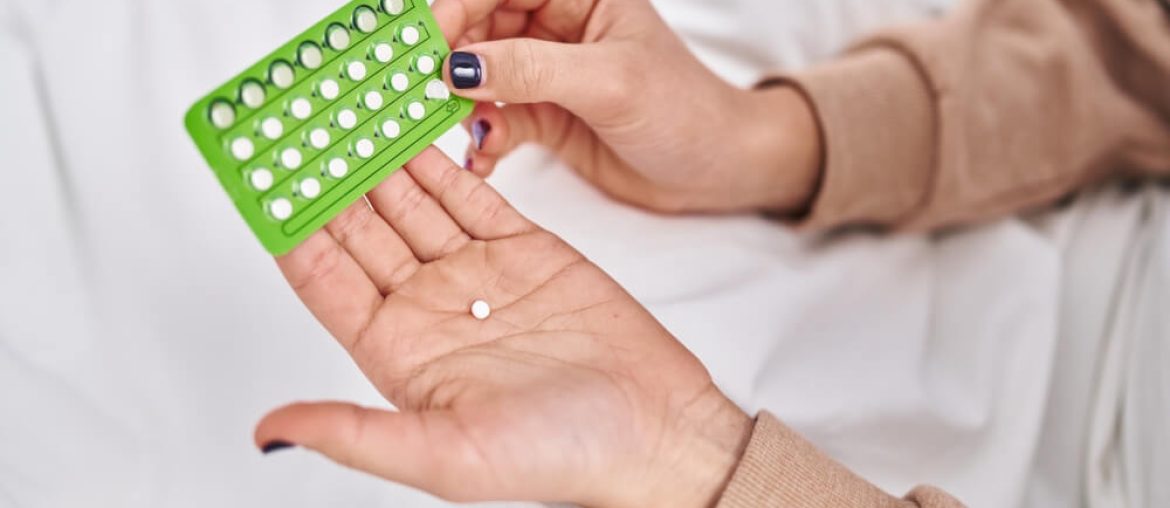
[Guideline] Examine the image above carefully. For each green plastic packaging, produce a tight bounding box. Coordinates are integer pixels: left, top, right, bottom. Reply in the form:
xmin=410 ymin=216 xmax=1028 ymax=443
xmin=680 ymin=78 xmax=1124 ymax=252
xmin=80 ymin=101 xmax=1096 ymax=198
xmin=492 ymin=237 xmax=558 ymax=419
xmin=185 ymin=0 xmax=473 ymax=255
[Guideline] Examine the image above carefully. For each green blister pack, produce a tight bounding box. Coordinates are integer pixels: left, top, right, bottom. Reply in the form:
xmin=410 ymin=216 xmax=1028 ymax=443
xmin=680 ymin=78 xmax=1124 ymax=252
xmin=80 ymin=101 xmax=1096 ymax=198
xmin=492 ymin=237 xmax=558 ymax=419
xmin=185 ymin=0 xmax=473 ymax=255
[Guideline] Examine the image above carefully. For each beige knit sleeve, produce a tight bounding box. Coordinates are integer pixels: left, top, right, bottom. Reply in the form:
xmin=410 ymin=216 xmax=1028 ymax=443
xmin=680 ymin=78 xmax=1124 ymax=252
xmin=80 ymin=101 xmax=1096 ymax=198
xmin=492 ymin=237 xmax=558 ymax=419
xmin=716 ymin=412 xmax=965 ymax=508
xmin=773 ymin=0 xmax=1170 ymax=231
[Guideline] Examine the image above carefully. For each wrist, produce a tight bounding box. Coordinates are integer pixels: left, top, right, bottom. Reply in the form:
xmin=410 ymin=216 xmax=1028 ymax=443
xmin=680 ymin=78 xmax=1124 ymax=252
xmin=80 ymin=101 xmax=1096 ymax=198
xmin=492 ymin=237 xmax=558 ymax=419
xmin=621 ymin=386 xmax=753 ymax=508
xmin=729 ymin=84 xmax=824 ymax=214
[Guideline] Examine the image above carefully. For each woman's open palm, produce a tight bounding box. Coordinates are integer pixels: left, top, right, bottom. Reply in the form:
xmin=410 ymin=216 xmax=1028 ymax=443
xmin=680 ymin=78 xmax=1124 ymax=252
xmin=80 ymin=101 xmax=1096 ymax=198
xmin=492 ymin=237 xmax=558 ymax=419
xmin=255 ymin=148 xmax=750 ymax=508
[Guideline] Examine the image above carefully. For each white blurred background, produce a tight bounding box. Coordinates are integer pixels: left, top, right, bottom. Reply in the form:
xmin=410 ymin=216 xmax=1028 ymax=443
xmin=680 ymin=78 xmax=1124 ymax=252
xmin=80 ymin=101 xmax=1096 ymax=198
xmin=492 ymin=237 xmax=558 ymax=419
xmin=1 ymin=0 xmax=1166 ymax=506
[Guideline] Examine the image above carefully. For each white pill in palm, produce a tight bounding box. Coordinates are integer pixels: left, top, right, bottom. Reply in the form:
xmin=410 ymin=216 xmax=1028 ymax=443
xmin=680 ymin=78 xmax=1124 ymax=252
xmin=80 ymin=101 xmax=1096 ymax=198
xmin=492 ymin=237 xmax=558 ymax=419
xmin=299 ymin=177 xmax=322 ymax=199
xmin=309 ymin=128 xmax=331 ymax=149
xmin=261 ymin=117 xmax=283 ymax=140
xmin=290 ymin=98 xmax=313 ymax=120
xmin=354 ymin=138 xmax=376 ymax=159
xmin=336 ymin=109 xmax=358 ymax=130
xmin=470 ymin=300 xmax=491 ymax=320
xmin=318 ymin=79 xmax=340 ymax=100
xmin=390 ymin=72 xmax=409 ymax=92
xmin=231 ymin=137 xmax=254 ymax=160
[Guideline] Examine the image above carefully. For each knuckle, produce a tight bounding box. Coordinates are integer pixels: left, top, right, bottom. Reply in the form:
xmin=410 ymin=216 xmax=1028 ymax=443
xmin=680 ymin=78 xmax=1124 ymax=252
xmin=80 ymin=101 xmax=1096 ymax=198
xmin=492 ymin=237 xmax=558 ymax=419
xmin=509 ymin=40 xmax=549 ymax=97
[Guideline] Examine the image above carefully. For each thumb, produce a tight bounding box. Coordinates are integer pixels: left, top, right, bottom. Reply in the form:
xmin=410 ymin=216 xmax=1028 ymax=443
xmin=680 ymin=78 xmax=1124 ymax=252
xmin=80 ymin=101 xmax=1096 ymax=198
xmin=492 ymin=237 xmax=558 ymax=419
xmin=444 ymin=39 xmax=632 ymax=122
xmin=254 ymin=402 xmax=487 ymax=501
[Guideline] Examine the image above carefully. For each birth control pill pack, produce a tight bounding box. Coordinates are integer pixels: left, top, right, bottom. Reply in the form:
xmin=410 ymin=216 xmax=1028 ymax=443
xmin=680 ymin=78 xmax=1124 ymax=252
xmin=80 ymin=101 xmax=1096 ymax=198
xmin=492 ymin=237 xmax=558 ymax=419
xmin=185 ymin=0 xmax=473 ymax=255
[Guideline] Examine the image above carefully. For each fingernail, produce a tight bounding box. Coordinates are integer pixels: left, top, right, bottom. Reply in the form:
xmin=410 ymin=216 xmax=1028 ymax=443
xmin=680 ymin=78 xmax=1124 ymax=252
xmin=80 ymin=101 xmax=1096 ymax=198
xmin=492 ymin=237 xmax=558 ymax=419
xmin=464 ymin=157 xmax=474 ymax=171
xmin=471 ymin=119 xmax=492 ymax=150
xmin=261 ymin=440 xmax=296 ymax=454
xmin=450 ymin=52 xmax=483 ymax=89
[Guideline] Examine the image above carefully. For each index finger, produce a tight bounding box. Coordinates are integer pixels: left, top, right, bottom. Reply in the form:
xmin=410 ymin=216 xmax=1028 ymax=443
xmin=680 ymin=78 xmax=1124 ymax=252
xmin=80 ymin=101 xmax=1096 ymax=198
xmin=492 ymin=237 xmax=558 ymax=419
xmin=431 ymin=0 xmax=543 ymax=44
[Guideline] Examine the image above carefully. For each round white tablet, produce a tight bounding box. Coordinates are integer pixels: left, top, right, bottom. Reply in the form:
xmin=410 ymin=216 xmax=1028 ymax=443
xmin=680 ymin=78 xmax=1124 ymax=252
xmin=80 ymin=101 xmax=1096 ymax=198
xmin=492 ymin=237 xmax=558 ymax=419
xmin=470 ymin=300 xmax=491 ymax=320
xmin=299 ymin=42 xmax=323 ymax=69
xmin=298 ymin=177 xmax=322 ymax=199
xmin=230 ymin=137 xmax=254 ymax=160
xmin=354 ymin=6 xmax=378 ymax=33
xmin=249 ymin=168 xmax=274 ymax=191
xmin=308 ymin=128 xmax=331 ymax=149
xmin=400 ymin=26 xmax=420 ymax=46
xmin=346 ymin=60 xmax=367 ymax=81
xmin=209 ymin=101 xmax=235 ymax=129
xmin=415 ymin=55 xmax=436 ymax=74
xmin=269 ymin=198 xmax=294 ymax=221
xmin=290 ymin=98 xmax=313 ymax=120
xmin=336 ymin=109 xmax=358 ymax=130
xmin=326 ymin=157 xmax=349 ymax=178
xmin=270 ymin=60 xmax=295 ymax=89
xmin=260 ymin=117 xmax=283 ymax=140
xmin=406 ymin=101 xmax=425 ymax=120
xmin=389 ymin=72 xmax=409 ymax=92
xmin=363 ymin=91 xmax=384 ymax=110
xmin=281 ymin=148 xmax=303 ymax=169
xmin=373 ymin=43 xmax=394 ymax=63
xmin=380 ymin=119 xmax=401 ymax=138
xmin=425 ymin=80 xmax=450 ymax=100
xmin=354 ymin=138 xmax=375 ymax=159
xmin=382 ymin=0 xmax=405 ymax=15
xmin=327 ymin=24 xmax=351 ymax=50
xmin=318 ymin=79 xmax=340 ymax=100
xmin=240 ymin=81 xmax=266 ymax=109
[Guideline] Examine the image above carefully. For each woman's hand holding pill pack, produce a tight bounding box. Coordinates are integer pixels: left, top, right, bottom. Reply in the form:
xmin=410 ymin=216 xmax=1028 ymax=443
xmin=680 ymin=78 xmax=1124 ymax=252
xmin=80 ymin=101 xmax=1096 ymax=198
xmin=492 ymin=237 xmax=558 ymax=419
xmin=254 ymin=148 xmax=752 ymax=508
xmin=432 ymin=0 xmax=825 ymax=215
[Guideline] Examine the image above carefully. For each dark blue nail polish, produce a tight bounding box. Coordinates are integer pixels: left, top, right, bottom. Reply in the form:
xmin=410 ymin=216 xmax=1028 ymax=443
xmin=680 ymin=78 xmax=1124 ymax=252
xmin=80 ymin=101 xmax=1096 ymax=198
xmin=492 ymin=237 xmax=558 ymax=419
xmin=472 ymin=119 xmax=492 ymax=150
xmin=450 ymin=52 xmax=483 ymax=89
xmin=262 ymin=440 xmax=295 ymax=454
xmin=464 ymin=157 xmax=474 ymax=171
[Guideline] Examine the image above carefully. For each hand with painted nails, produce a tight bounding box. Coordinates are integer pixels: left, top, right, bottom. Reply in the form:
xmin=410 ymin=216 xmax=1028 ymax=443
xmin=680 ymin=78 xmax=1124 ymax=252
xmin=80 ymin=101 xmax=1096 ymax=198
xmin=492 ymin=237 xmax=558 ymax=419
xmin=430 ymin=0 xmax=824 ymax=214
xmin=254 ymin=148 xmax=752 ymax=507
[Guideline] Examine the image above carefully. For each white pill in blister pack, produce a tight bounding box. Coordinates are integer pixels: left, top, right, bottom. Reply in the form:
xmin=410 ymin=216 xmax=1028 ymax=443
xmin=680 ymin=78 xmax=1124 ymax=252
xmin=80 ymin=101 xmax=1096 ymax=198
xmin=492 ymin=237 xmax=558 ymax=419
xmin=364 ymin=91 xmax=384 ymax=110
xmin=328 ymin=24 xmax=351 ymax=50
xmin=241 ymin=81 xmax=266 ymax=109
xmin=390 ymin=72 xmax=409 ymax=92
xmin=290 ymin=98 xmax=313 ymax=120
xmin=326 ymin=158 xmax=349 ymax=178
xmin=383 ymin=0 xmax=405 ymax=15
xmin=374 ymin=43 xmax=394 ymax=64
xmin=299 ymin=42 xmax=323 ymax=69
xmin=354 ymin=6 xmax=379 ymax=33
xmin=210 ymin=101 xmax=235 ymax=129
xmin=354 ymin=138 xmax=376 ymax=159
xmin=319 ymin=79 xmax=340 ymax=100
xmin=407 ymin=101 xmax=425 ymax=120
xmin=299 ymin=177 xmax=322 ymax=199
xmin=400 ymin=26 xmax=420 ymax=46
xmin=249 ymin=168 xmax=274 ymax=191
xmin=270 ymin=61 xmax=295 ymax=89
xmin=231 ymin=137 xmax=255 ymax=160
xmin=327 ymin=158 xmax=348 ymax=179
xmin=425 ymin=80 xmax=450 ymax=100
xmin=309 ymin=128 xmax=331 ymax=149
xmin=380 ymin=119 xmax=401 ymax=138
xmin=269 ymin=198 xmax=294 ymax=221
xmin=346 ymin=61 xmax=368 ymax=81
xmin=415 ymin=55 xmax=436 ymax=74
xmin=336 ymin=109 xmax=358 ymax=130
xmin=281 ymin=148 xmax=303 ymax=169
xmin=261 ymin=117 xmax=284 ymax=140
